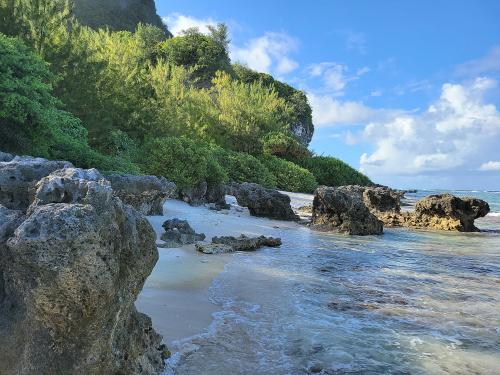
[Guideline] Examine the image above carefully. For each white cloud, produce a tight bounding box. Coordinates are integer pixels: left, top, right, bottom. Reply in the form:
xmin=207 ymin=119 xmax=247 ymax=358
xmin=230 ymin=32 xmax=299 ymax=75
xmin=307 ymin=93 xmax=402 ymax=127
xmin=307 ymin=62 xmax=371 ymax=95
xmin=479 ymin=161 xmax=500 ymax=171
xmin=163 ymin=13 xmax=217 ymax=35
xmin=359 ymin=78 xmax=500 ymax=178
xmin=456 ymin=46 xmax=500 ymax=77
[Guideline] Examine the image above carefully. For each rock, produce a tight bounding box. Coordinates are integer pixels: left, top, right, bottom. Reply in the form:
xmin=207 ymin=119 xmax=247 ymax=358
xmin=311 ymin=186 xmax=383 ymax=235
xmin=226 ymin=182 xmax=298 ymax=221
xmin=0 ymin=151 xmax=13 ymax=162
xmin=195 ymin=243 xmax=234 ymax=254
xmin=160 ymin=218 xmax=206 ymax=247
xmin=406 ymin=194 xmax=490 ymax=232
xmin=0 ymin=155 xmax=73 ymax=210
xmin=108 ymin=174 xmax=176 ymax=216
xmin=196 ymin=234 xmax=282 ymax=254
xmin=179 ymin=181 xmax=207 ymax=206
xmin=0 ymin=166 xmax=166 ymax=374
xmin=179 ymin=182 xmax=229 ymax=209
xmin=205 ymin=183 xmax=230 ymax=210
xmin=362 ymin=186 xmax=403 ymax=214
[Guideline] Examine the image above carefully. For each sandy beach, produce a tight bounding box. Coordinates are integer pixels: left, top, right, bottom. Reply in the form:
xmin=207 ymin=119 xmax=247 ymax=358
xmin=135 ymin=197 xmax=304 ymax=345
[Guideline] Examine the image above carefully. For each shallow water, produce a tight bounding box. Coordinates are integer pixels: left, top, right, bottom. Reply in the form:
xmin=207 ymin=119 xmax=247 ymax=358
xmin=160 ymin=194 xmax=500 ymax=375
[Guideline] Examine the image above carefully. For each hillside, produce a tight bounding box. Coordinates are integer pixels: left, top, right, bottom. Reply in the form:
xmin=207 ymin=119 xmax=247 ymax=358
xmin=73 ymin=0 xmax=169 ymax=33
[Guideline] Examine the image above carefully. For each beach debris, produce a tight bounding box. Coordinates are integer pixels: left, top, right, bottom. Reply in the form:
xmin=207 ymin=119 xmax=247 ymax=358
xmin=161 ymin=218 xmax=206 ymax=247
xmin=196 ymin=234 xmax=282 ymax=254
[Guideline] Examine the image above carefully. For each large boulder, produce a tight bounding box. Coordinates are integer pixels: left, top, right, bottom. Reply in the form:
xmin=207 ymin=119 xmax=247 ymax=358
xmin=0 ymin=155 xmax=73 ymax=210
xmin=179 ymin=182 xmax=229 ymax=209
xmin=107 ymin=174 xmax=176 ymax=216
xmin=0 ymin=166 xmax=167 ymax=374
xmin=160 ymin=218 xmax=206 ymax=248
xmin=226 ymin=182 xmax=298 ymax=221
xmin=406 ymin=194 xmax=490 ymax=232
xmin=311 ymin=186 xmax=383 ymax=235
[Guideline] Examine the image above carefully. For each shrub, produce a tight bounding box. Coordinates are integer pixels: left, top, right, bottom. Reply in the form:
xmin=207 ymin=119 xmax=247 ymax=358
xmin=260 ymin=155 xmax=318 ymax=193
xmin=262 ymin=132 xmax=311 ymax=160
xmin=140 ymin=137 xmax=227 ymax=189
xmin=298 ymin=156 xmax=372 ymax=187
xmin=213 ymin=148 xmax=277 ymax=188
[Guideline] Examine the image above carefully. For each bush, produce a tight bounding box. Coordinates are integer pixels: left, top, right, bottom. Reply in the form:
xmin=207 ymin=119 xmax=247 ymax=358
xmin=260 ymin=155 xmax=318 ymax=193
xmin=262 ymin=132 xmax=311 ymax=160
xmin=213 ymin=148 xmax=277 ymax=188
xmin=298 ymin=156 xmax=372 ymax=187
xmin=140 ymin=137 xmax=227 ymax=189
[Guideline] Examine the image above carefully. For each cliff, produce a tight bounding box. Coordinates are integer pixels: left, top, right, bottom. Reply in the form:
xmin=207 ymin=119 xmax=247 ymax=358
xmin=73 ymin=0 xmax=170 ymax=33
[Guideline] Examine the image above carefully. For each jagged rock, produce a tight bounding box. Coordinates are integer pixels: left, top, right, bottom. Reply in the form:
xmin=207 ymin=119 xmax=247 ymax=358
xmin=405 ymin=194 xmax=490 ymax=232
xmin=160 ymin=218 xmax=206 ymax=247
xmin=196 ymin=234 xmax=282 ymax=254
xmin=311 ymin=186 xmax=383 ymax=235
xmin=0 ymin=155 xmax=73 ymax=210
xmin=0 ymin=166 xmax=166 ymax=374
xmin=362 ymin=186 xmax=403 ymax=214
xmin=226 ymin=182 xmax=298 ymax=221
xmin=179 ymin=182 xmax=208 ymax=206
xmin=205 ymin=183 xmax=230 ymax=210
xmin=107 ymin=174 xmax=176 ymax=215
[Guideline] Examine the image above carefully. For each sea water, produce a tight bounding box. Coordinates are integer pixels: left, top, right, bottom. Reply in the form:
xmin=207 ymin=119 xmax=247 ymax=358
xmin=163 ymin=191 xmax=500 ymax=375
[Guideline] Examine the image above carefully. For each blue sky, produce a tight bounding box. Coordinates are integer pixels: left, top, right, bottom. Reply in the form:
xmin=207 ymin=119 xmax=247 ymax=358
xmin=155 ymin=0 xmax=500 ymax=189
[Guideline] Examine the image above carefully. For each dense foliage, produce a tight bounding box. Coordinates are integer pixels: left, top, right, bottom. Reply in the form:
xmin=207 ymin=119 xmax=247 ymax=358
xmin=298 ymin=156 xmax=372 ymax=187
xmin=213 ymin=148 xmax=277 ymax=188
xmin=0 ymin=0 xmax=374 ymax=194
xmin=260 ymin=155 xmax=318 ymax=193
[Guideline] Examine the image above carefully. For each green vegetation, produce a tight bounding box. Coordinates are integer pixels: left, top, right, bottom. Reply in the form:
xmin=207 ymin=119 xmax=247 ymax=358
xmin=298 ymin=156 xmax=372 ymax=187
xmin=0 ymin=0 xmax=373 ymax=194
xmin=260 ymin=156 xmax=318 ymax=193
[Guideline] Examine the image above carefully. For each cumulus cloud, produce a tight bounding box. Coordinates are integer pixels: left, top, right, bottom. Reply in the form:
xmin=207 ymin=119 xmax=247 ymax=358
xmin=455 ymin=46 xmax=500 ymax=77
xmin=479 ymin=161 xmax=500 ymax=171
xmin=163 ymin=13 xmax=217 ymax=35
xmin=359 ymin=78 xmax=500 ymax=178
xmin=307 ymin=92 xmax=403 ymax=127
xmin=230 ymin=32 xmax=299 ymax=75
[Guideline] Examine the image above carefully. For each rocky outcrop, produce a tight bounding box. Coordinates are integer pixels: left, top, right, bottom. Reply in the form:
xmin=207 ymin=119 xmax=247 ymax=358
xmin=226 ymin=182 xmax=298 ymax=221
xmin=196 ymin=234 xmax=282 ymax=254
xmin=0 ymin=151 xmax=13 ymax=162
xmin=311 ymin=186 xmax=383 ymax=235
xmin=0 ymin=159 xmax=166 ymax=374
xmin=179 ymin=182 xmax=229 ymax=210
xmin=108 ymin=174 xmax=176 ymax=216
xmin=160 ymin=218 xmax=206 ymax=248
xmin=404 ymin=194 xmax=490 ymax=232
xmin=0 ymin=156 xmax=73 ymax=210
xmin=73 ymin=0 xmax=170 ymax=34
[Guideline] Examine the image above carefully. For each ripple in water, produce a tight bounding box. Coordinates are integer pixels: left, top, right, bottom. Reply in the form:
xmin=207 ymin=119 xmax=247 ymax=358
xmin=165 ymin=219 xmax=500 ymax=374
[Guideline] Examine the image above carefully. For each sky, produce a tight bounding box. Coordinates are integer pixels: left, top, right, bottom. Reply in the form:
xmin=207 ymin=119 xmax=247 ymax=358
xmin=155 ymin=0 xmax=500 ymax=190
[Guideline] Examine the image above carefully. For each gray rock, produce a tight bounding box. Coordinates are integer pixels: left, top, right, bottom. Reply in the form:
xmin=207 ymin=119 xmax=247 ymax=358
xmin=0 ymin=167 xmax=166 ymax=374
xmin=311 ymin=186 xmax=383 ymax=235
xmin=179 ymin=181 xmax=208 ymax=206
xmin=195 ymin=243 xmax=234 ymax=254
xmin=0 ymin=151 xmax=13 ymax=162
xmin=226 ymin=182 xmax=298 ymax=221
xmin=0 ymin=155 xmax=73 ymax=211
xmin=160 ymin=218 xmax=206 ymax=247
xmin=211 ymin=234 xmax=282 ymax=251
xmin=108 ymin=173 xmax=176 ymax=215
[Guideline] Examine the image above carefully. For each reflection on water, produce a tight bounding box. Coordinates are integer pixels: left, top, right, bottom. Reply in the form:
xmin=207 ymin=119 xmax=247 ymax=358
xmin=164 ymin=212 xmax=499 ymax=374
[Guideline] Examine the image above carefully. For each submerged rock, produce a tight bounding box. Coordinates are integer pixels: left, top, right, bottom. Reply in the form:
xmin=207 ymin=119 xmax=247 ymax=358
xmin=0 ymin=163 xmax=166 ymax=374
xmin=108 ymin=173 xmax=176 ymax=215
xmin=406 ymin=193 xmax=490 ymax=232
xmin=226 ymin=182 xmax=298 ymax=221
xmin=160 ymin=218 xmax=206 ymax=247
xmin=311 ymin=186 xmax=383 ymax=235
xmin=196 ymin=234 xmax=282 ymax=254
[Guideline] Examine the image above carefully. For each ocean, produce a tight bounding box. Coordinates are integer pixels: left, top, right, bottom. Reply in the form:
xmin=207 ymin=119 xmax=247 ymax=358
xmin=161 ymin=191 xmax=500 ymax=375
